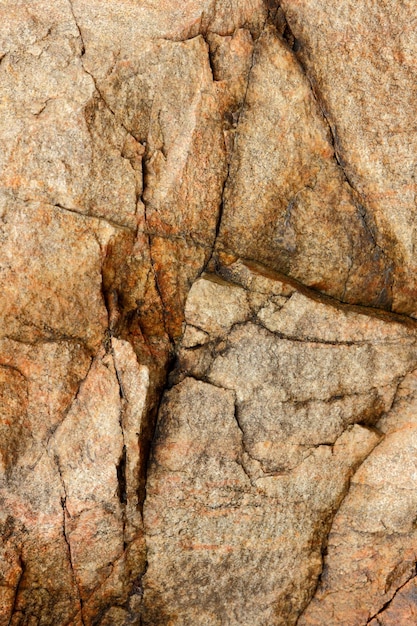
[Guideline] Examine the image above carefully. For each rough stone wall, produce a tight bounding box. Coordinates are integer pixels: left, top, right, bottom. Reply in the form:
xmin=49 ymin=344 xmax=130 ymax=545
xmin=1 ymin=1 xmax=417 ymax=624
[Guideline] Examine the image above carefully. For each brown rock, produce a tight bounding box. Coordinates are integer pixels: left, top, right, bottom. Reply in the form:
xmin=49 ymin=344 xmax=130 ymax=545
xmin=299 ymin=369 xmax=417 ymax=625
xmin=3 ymin=1 xmax=417 ymax=624
xmin=368 ymin=577 xmax=417 ymax=625
xmin=0 ymin=199 xmax=111 ymax=349
xmin=216 ymin=25 xmax=392 ymax=308
xmin=280 ymin=0 xmax=417 ymax=315
xmin=143 ymin=265 xmax=417 ymax=625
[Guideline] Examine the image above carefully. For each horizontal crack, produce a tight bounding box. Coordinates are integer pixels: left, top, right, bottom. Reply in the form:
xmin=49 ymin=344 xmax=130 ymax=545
xmin=215 ymin=256 xmax=417 ymax=328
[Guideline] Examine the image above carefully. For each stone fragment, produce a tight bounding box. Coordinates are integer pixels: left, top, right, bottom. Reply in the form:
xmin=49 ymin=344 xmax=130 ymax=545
xmin=182 ymin=325 xmax=210 ymax=349
xmin=0 ymin=338 xmax=149 ymax=623
xmin=0 ymin=338 xmax=91 ymax=471
xmin=0 ymin=452 xmax=81 ymax=626
xmin=112 ymin=337 xmax=150 ymax=539
xmin=185 ymin=274 xmax=250 ymax=337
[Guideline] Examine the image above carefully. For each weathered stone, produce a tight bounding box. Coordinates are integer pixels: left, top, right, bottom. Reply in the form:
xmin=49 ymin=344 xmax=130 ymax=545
xmin=0 ymin=340 xmax=149 ymax=624
xmin=216 ymin=25 xmax=392 ymax=308
xmin=367 ymin=577 xmax=417 ymax=626
xmin=184 ymin=275 xmax=250 ymax=337
xmin=0 ymin=199 xmax=111 ymax=349
xmin=299 ymin=369 xmax=417 ymax=625
xmin=280 ymin=0 xmax=417 ymax=316
xmin=143 ymin=267 xmax=417 ymax=624
xmin=3 ymin=0 xmax=417 ymax=623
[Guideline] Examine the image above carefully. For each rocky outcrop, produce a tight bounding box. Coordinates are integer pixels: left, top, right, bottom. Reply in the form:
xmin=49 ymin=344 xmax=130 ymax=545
xmin=2 ymin=1 xmax=417 ymax=624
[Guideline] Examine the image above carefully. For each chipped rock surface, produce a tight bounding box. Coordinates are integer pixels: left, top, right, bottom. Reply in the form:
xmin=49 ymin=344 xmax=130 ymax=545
xmin=143 ymin=266 xmax=417 ymax=624
xmin=299 ymin=369 xmax=417 ymax=625
xmin=2 ymin=1 xmax=417 ymax=625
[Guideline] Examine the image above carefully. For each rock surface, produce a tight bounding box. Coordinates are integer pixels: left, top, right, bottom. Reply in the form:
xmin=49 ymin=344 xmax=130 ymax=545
xmin=2 ymin=1 xmax=417 ymax=624
xmin=143 ymin=266 xmax=417 ymax=625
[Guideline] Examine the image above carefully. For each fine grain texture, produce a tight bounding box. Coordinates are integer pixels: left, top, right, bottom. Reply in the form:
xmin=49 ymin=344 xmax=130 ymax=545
xmin=2 ymin=0 xmax=417 ymax=624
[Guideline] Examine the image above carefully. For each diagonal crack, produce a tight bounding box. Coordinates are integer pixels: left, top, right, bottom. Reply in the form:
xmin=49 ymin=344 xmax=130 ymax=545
xmin=68 ymin=0 xmax=142 ymax=144
xmin=276 ymin=4 xmax=395 ymax=285
xmin=295 ymin=429 xmax=386 ymax=625
xmin=232 ymin=398 xmax=257 ymax=484
xmin=109 ymin=343 xmax=128 ymax=546
xmin=67 ymin=0 xmax=84 ymax=53
xmin=199 ymin=14 xmax=271 ymax=278
xmin=52 ymin=203 xmax=135 ymax=232
xmin=366 ymin=566 xmax=417 ymax=624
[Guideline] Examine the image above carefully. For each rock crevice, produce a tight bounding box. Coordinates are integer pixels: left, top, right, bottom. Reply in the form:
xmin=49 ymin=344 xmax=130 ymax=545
xmin=2 ymin=1 xmax=417 ymax=624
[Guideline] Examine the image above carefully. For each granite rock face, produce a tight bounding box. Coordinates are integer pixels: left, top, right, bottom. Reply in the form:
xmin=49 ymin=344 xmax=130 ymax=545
xmin=2 ymin=1 xmax=417 ymax=624
xmin=143 ymin=265 xmax=417 ymax=625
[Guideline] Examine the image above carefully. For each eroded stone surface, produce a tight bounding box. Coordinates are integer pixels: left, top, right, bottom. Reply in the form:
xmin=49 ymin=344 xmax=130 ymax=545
xmin=143 ymin=266 xmax=417 ymax=625
xmin=299 ymin=369 xmax=417 ymax=625
xmin=0 ymin=198 xmax=111 ymax=349
xmin=3 ymin=0 xmax=417 ymax=624
xmin=280 ymin=0 xmax=417 ymax=316
xmin=216 ymin=26 xmax=392 ymax=307
xmin=0 ymin=340 xmax=148 ymax=625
